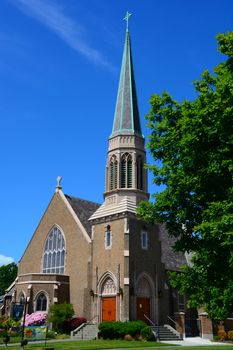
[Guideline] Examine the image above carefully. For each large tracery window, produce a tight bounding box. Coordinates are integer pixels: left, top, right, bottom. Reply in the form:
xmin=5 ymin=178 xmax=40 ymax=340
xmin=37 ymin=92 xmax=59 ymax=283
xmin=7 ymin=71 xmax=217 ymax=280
xmin=121 ymin=153 xmax=132 ymax=188
xmin=36 ymin=292 xmax=47 ymax=311
xmin=109 ymin=155 xmax=118 ymax=190
xmin=42 ymin=226 xmax=65 ymax=274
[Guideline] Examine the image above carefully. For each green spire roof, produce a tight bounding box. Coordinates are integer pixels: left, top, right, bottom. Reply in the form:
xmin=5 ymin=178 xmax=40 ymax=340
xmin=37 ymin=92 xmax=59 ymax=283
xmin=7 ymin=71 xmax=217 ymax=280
xmin=111 ymin=28 xmax=142 ymax=138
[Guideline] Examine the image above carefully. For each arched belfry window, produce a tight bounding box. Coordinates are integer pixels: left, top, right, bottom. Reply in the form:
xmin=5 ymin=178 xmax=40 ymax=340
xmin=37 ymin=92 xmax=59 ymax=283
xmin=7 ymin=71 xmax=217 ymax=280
xmin=109 ymin=155 xmax=118 ymax=190
xmin=42 ymin=226 xmax=65 ymax=274
xmin=121 ymin=153 xmax=132 ymax=188
xmin=137 ymin=156 xmax=143 ymax=190
xmin=36 ymin=292 xmax=47 ymax=311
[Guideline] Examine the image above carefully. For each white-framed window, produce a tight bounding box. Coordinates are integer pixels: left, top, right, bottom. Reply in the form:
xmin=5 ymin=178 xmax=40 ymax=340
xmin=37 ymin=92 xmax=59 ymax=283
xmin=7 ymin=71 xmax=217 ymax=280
xmin=42 ymin=226 xmax=65 ymax=274
xmin=105 ymin=226 xmax=112 ymax=249
xmin=141 ymin=231 xmax=148 ymax=250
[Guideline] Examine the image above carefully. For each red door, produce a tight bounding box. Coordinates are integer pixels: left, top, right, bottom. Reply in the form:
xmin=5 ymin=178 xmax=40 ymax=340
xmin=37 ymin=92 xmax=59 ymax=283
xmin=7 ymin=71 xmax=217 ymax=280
xmin=136 ymin=297 xmax=150 ymax=323
xmin=102 ymin=297 xmax=116 ymax=321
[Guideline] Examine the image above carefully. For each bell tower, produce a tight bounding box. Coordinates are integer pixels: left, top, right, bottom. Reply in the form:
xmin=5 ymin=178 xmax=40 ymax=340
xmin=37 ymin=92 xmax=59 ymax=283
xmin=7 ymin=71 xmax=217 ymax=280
xmin=90 ymin=12 xmax=149 ymax=221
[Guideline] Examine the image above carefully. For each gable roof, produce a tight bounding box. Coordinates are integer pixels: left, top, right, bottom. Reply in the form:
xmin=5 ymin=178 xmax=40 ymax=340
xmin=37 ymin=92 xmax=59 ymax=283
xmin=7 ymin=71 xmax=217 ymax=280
xmin=159 ymin=224 xmax=187 ymax=271
xmin=65 ymin=195 xmax=100 ymax=237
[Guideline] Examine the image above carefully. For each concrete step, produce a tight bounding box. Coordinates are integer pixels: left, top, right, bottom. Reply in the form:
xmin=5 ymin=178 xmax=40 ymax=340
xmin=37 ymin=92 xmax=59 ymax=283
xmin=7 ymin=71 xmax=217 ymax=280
xmin=151 ymin=325 xmax=182 ymax=341
xmin=71 ymin=323 xmax=98 ymax=340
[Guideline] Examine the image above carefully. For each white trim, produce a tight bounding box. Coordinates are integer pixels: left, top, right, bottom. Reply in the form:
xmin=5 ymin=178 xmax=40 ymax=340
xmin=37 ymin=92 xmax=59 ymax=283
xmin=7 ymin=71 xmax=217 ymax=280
xmin=124 ymin=278 xmax=129 ymax=285
xmin=58 ymin=190 xmax=91 ymax=243
xmin=17 ymin=281 xmax=69 ymax=285
xmin=124 ymin=250 xmax=129 ymax=257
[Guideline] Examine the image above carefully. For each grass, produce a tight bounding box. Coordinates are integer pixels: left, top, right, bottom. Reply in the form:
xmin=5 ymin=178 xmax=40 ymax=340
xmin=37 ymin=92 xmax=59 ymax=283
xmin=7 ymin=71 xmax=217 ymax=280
xmin=0 ymin=339 xmax=232 ymax=350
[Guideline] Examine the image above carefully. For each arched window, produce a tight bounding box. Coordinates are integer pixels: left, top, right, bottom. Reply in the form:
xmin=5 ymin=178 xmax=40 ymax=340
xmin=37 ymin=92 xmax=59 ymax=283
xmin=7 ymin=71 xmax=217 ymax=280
xmin=42 ymin=226 xmax=65 ymax=274
xmin=36 ymin=292 xmax=47 ymax=311
xmin=18 ymin=292 xmax=25 ymax=304
xmin=121 ymin=153 xmax=132 ymax=188
xmin=137 ymin=156 xmax=143 ymax=190
xmin=109 ymin=155 xmax=118 ymax=190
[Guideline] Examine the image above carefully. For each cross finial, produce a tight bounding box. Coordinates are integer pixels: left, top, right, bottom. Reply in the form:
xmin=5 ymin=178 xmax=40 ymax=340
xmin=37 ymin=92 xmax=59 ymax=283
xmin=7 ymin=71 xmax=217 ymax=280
xmin=123 ymin=11 xmax=132 ymax=31
xmin=56 ymin=176 xmax=62 ymax=190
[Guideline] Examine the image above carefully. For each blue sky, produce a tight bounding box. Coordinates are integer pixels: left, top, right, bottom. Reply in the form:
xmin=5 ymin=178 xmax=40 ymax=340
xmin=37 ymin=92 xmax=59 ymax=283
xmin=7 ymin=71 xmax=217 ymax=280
xmin=0 ymin=0 xmax=232 ymax=266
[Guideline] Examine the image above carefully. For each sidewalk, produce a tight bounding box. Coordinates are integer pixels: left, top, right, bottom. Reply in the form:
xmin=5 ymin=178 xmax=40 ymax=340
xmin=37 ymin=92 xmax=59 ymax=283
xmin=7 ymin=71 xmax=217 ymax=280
xmin=162 ymin=337 xmax=232 ymax=346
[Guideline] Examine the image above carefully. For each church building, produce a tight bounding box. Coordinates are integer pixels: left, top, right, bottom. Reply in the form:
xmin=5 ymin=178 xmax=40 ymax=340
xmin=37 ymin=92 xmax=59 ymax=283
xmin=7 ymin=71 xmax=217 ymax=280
xmin=5 ymin=17 xmax=190 ymax=330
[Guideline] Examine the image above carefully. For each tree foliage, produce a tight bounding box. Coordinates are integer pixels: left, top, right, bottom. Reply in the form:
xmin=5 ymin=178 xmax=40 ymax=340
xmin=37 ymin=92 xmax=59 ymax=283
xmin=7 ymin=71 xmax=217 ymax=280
xmin=0 ymin=263 xmax=17 ymax=295
xmin=138 ymin=31 xmax=233 ymax=322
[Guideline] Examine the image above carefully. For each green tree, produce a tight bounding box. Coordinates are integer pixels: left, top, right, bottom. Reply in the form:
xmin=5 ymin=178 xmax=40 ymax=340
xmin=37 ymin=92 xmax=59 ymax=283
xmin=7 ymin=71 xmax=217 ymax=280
xmin=138 ymin=31 xmax=233 ymax=323
xmin=0 ymin=262 xmax=17 ymax=295
xmin=48 ymin=303 xmax=74 ymax=332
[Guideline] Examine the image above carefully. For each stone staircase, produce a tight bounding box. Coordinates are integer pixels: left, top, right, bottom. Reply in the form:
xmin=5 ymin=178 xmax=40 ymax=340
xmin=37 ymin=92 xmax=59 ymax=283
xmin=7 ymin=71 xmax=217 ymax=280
xmin=71 ymin=323 xmax=98 ymax=340
xmin=152 ymin=325 xmax=182 ymax=341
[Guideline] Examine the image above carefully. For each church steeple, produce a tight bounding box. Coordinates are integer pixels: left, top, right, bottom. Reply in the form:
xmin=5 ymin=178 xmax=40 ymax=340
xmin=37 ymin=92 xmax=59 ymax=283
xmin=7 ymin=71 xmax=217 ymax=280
xmin=111 ymin=18 xmax=142 ymax=138
xmin=89 ymin=13 xmax=149 ymax=221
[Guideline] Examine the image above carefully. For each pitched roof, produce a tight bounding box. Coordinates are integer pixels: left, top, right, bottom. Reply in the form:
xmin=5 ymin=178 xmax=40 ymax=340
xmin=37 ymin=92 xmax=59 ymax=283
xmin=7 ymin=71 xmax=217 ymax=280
xmin=159 ymin=224 xmax=187 ymax=270
xmin=111 ymin=29 xmax=142 ymax=138
xmin=65 ymin=195 xmax=100 ymax=237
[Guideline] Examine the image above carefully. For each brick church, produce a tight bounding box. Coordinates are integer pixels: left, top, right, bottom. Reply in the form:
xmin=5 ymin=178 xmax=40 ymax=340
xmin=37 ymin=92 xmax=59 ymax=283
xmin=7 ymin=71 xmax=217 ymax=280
xmin=5 ymin=18 xmax=192 ymax=330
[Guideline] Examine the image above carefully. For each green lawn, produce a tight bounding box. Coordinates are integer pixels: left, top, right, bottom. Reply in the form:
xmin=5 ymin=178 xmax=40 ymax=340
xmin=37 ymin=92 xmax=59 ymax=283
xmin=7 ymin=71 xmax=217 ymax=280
xmin=0 ymin=339 xmax=233 ymax=350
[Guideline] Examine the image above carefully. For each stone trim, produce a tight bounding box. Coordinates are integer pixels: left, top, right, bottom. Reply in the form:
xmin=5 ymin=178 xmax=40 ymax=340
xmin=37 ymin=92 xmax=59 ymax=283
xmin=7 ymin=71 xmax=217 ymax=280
xmin=58 ymin=189 xmax=91 ymax=243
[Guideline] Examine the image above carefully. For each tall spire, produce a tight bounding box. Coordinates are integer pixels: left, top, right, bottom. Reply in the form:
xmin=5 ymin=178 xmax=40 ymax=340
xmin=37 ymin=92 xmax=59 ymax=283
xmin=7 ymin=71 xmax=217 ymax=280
xmin=111 ymin=12 xmax=142 ymax=138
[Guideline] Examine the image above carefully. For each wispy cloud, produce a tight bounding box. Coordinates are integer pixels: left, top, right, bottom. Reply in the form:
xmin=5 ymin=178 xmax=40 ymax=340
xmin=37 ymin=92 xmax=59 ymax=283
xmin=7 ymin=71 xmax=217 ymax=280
xmin=0 ymin=254 xmax=14 ymax=267
xmin=13 ymin=0 xmax=114 ymax=71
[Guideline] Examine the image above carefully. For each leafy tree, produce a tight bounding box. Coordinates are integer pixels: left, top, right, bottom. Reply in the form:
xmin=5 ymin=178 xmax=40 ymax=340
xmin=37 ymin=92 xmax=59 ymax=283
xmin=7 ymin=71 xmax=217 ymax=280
xmin=138 ymin=31 xmax=233 ymax=322
xmin=48 ymin=303 xmax=74 ymax=332
xmin=0 ymin=263 xmax=17 ymax=295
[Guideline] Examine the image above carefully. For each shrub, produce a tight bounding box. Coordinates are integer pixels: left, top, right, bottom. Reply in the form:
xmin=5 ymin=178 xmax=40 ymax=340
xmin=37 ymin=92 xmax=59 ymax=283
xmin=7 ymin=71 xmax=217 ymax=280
xmin=46 ymin=330 xmax=56 ymax=339
xmin=24 ymin=311 xmax=47 ymax=326
xmin=48 ymin=303 xmax=74 ymax=333
xmin=140 ymin=326 xmax=155 ymax=341
xmin=62 ymin=317 xmax=87 ymax=333
xmin=98 ymin=321 xmax=146 ymax=339
xmin=227 ymin=330 xmax=233 ymax=341
xmin=217 ymin=329 xmax=227 ymax=341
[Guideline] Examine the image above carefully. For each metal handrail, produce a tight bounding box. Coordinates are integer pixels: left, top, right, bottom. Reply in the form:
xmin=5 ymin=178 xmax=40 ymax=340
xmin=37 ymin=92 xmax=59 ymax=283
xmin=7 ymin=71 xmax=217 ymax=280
xmin=71 ymin=315 xmax=98 ymax=337
xmin=167 ymin=315 xmax=178 ymax=329
xmin=143 ymin=314 xmax=156 ymax=326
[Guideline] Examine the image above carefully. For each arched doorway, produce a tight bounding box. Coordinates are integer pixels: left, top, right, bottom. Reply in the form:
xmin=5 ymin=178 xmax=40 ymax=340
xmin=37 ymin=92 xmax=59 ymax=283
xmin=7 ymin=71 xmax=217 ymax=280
xmin=136 ymin=276 xmax=152 ymax=323
xmin=100 ymin=276 xmax=117 ymax=322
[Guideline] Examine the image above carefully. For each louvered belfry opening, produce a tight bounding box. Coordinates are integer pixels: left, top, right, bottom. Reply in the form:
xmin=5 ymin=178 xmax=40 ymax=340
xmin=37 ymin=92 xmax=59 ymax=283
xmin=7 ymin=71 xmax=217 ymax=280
xmin=109 ymin=155 xmax=118 ymax=190
xmin=137 ymin=155 xmax=143 ymax=190
xmin=120 ymin=153 xmax=132 ymax=189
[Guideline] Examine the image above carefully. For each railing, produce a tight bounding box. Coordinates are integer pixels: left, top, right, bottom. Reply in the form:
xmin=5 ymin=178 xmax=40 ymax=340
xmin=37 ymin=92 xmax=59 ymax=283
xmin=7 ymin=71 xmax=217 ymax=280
xmin=166 ymin=315 xmax=182 ymax=339
xmin=71 ymin=315 xmax=98 ymax=338
xmin=143 ymin=314 xmax=156 ymax=326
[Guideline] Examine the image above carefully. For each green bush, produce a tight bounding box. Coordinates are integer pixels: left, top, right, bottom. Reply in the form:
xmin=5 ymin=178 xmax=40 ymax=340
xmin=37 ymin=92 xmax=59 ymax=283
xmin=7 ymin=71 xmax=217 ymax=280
xmin=48 ymin=303 xmax=74 ymax=333
xmin=98 ymin=321 xmax=146 ymax=339
xmin=46 ymin=330 xmax=56 ymax=339
xmin=140 ymin=326 xmax=156 ymax=341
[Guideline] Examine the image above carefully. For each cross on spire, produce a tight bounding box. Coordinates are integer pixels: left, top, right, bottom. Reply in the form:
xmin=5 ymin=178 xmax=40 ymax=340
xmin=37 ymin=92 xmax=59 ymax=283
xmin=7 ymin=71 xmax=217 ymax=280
xmin=123 ymin=11 xmax=132 ymax=31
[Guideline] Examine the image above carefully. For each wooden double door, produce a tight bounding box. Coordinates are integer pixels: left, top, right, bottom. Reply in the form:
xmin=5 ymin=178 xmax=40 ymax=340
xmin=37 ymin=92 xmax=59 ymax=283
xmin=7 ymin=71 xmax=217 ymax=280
xmin=136 ymin=297 xmax=151 ymax=323
xmin=102 ymin=297 xmax=116 ymax=321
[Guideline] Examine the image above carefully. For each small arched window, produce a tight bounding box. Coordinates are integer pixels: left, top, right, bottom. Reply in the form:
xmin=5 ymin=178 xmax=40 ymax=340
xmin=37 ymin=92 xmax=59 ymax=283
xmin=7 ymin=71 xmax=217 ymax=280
xmin=121 ymin=153 xmax=132 ymax=188
xmin=36 ymin=292 xmax=47 ymax=311
xmin=18 ymin=292 xmax=25 ymax=304
xmin=109 ymin=155 xmax=118 ymax=190
xmin=42 ymin=226 xmax=65 ymax=274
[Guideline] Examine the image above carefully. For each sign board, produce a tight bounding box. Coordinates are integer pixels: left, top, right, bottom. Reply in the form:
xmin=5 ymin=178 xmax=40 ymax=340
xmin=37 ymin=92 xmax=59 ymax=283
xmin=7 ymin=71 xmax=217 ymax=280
xmin=11 ymin=303 xmax=24 ymax=320
xmin=24 ymin=326 xmax=47 ymax=341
